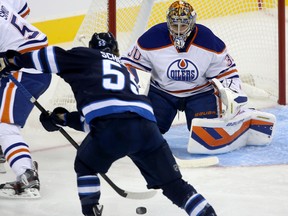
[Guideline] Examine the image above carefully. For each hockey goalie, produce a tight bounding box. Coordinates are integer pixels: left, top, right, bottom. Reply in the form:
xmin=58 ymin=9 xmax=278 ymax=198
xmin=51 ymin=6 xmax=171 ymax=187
xmin=187 ymin=78 xmax=276 ymax=155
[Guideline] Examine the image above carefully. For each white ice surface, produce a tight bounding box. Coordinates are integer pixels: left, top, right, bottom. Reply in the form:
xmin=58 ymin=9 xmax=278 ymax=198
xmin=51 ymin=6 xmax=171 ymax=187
xmin=0 ymin=127 xmax=287 ymax=216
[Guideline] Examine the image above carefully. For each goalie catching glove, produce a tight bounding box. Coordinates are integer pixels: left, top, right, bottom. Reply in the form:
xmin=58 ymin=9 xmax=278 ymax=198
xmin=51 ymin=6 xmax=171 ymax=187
xmin=40 ymin=107 xmax=69 ymax=132
xmin=212 ymin=78 xmax=248 ymax=121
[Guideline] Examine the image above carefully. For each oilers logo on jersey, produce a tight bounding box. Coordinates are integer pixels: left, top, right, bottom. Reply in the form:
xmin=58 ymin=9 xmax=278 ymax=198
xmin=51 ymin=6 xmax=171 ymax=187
xmin=167 ymin=59 xmax=198 ymax=82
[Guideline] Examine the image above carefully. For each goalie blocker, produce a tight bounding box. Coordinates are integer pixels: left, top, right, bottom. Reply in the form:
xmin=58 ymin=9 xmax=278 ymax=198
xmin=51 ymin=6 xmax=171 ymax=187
xmin=187 ymin=108 xmax=276 ymax=154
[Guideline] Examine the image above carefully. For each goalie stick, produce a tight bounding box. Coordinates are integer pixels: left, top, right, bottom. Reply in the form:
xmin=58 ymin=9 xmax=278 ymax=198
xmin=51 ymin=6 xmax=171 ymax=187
xmin=174 ymin=156 xmax=219 ymax=168
xmin=6 ymin=74 xmax=157 ymax=200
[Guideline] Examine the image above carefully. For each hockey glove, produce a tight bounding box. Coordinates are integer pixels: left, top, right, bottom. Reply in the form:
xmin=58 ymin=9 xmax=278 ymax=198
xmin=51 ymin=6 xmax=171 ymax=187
xmin=40 ymin=107 xmax=69 ymax=132
xmin=0 ymin=66 xmax=14 ymax=78
xmin=0 ymin=50 xmax=22 ymax=78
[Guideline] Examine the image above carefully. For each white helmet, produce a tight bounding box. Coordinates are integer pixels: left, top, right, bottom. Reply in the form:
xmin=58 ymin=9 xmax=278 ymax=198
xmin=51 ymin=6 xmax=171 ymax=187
xmin=167 ymin=1 xmax=197 ymax=49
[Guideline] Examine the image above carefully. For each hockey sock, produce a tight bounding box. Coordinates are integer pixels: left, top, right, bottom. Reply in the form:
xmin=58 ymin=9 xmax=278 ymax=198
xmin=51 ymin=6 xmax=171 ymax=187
xmin=162 ymin=179 xmax=196 ymax=207
xmin=0 ymin=123 xmax=34 ymax=176
xmin=77 ymin=174 xmax=101 ymax=215
xmin=184 ymin=193 xmax=216 ymax=216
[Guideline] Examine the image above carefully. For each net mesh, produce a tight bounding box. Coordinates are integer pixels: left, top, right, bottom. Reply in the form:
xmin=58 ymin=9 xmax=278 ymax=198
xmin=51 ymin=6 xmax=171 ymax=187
xmin=48 ymin=0 xmax=280 ymax=113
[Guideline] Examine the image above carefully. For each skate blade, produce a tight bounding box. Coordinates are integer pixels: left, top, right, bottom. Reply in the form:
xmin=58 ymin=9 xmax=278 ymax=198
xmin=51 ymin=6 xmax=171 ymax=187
xmin=0 ymin=188 xmax=41 ymax=199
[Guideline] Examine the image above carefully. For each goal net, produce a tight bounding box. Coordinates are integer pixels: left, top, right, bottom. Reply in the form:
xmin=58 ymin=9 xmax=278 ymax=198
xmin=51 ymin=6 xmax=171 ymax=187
xmin=32 ymin=0 xmax=285 ymax=130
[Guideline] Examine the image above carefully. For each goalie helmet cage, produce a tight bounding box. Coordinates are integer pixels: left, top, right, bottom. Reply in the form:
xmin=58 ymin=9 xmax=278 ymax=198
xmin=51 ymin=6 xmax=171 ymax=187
xmin=48 ymin=0 xmax=286 ymax=115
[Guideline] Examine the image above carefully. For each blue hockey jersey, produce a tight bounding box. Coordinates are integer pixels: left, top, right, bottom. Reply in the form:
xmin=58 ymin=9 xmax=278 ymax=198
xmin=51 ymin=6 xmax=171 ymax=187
xmin=12 ymin=46 xmax=156 ymax=124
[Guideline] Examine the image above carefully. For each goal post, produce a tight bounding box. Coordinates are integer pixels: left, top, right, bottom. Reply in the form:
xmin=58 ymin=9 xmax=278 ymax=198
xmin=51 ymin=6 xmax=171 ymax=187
xmin=278 ymin=0 xmax=286 ymax=105
xmin=48 ymin=0 xmax=286 ymax=114
xmin=108 ymin=0 xmax=116 ymax=37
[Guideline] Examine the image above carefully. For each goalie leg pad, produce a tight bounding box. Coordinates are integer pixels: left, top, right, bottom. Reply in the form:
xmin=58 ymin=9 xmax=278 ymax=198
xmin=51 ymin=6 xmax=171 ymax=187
xmin=187 ymin=109 xmax=252 ymax=154
xmin=247 ymin=110 xmax=276 ymax=145
xmin=187 ymin=109 xmax=276 ymax=154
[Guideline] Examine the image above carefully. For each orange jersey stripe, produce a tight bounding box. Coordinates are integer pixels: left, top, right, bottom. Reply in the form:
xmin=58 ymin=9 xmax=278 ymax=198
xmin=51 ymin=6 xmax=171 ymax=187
xmin=1 ymin=73 xmax=20 ymax=123
xmin=21 ymin=8 xmax=30 ymax=18
xmin=216 ymin=69 xmax=238 ymax=79
xmin=164 ymin=81 xmax=210 ymax=94
xmin=19 ymin=44 xmax=48 ymax=54
xmin=6 ymin=148 xmax=30 ymax=161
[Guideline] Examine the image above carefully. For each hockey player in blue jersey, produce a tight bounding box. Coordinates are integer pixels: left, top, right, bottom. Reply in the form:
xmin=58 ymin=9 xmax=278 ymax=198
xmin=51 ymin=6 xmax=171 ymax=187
xmin=0 ymin=32 xmax=217 ymax=216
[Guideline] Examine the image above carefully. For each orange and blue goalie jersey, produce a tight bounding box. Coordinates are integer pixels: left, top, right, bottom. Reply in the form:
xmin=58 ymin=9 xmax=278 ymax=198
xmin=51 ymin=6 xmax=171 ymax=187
xmin=121 ymin=23 xmax=240 ymax=97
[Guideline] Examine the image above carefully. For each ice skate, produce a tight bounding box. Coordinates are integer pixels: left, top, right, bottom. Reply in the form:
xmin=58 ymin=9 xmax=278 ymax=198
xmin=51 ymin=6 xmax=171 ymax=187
xmin=85 ymin=205 xmax=103 ymax=216
xmin=0 ymin=161 xmax=40 ymax=199
xmin=93 ymin=205 xmax=103 ymax=216
xmin=200 ymin=204 xmax=217 ymax=216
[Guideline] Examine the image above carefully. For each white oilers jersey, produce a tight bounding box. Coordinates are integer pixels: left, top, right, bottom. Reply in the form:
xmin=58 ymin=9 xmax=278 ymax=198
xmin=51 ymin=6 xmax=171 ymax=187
xmin=121 ymin=23 xmax=240 ymax=97
xmin=4 ymin=0 xmax=30 ymax=18
xmin=0 ymin=1 xmax=47 ymax=53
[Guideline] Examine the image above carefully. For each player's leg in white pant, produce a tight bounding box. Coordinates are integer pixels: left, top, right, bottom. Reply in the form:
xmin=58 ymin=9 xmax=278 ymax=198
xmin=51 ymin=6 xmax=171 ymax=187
xmin=0 ymin=123 xmax=40 ymax=198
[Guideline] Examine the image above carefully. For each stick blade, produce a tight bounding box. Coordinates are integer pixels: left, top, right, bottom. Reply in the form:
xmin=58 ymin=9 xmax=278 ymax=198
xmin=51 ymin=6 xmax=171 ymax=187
xmin=175 ymin=156 xmax=219 ymax=168
xmin=100 ymin=173 xmax=157 ymax=199
xmin=125 ymin=190 xmax=157 ymax=200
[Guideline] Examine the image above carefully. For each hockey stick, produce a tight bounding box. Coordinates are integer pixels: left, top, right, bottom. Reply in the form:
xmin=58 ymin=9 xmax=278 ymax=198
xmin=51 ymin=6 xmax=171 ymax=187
xmin=78 ymin=35 xmax=87 ymax=46
xmin=6 ymin=74 xmax=157 ymax=200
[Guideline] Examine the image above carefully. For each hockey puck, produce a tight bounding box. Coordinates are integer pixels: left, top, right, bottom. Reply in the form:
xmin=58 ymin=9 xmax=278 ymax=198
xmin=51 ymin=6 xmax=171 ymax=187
xmin=136 ymin=207 xmax=147 ymax=214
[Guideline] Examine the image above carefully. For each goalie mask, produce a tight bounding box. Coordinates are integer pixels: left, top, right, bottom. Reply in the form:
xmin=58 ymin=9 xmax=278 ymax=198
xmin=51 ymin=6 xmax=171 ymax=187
xmin=167 ymin=1 xmax=197 ymax=49
xmin=89 ymin=32 xmax=120 ymax=57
